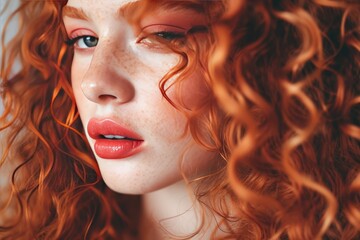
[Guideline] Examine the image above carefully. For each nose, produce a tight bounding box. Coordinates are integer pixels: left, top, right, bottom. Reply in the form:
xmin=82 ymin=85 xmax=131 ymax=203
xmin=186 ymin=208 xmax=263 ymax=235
xmin=80 ymin=46 xmax=135 ymax=105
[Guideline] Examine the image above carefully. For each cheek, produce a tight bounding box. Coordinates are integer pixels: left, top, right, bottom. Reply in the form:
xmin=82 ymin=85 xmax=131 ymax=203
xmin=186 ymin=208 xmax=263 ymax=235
xmin=170 ymin=72 xmax=210 ymax=110
xmin=182 ymin=141 xmax=219 ymax=178
xmin=70 ymin=57 xmax=90 ymax=108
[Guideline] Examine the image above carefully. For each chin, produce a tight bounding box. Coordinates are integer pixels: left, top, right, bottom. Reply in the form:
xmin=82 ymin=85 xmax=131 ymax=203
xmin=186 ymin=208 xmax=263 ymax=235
xmin=101 ymin=173 xmax=182 ymax=195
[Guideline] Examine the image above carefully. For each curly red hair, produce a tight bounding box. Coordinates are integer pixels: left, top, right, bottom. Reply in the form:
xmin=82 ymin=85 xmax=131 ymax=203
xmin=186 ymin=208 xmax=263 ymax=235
xmin=1 ymin=0 xmax=139 ymax=239
xmin=203 ymin=0 xmax=360 ymax=239
xmin=1 ymin=0 xmax=360 ymax=239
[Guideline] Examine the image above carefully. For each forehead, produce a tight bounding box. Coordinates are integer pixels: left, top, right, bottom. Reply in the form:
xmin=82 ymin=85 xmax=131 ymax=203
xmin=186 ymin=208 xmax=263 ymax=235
xmin=63 ymin=0 xmax=210 ymax=28
xmin=64 ymin=0 xmax=208 ymax=15
xmin=64 ymin=0 xmax=135 ymax=18
xmin=66 ymin=0 xmax=134 ymax=8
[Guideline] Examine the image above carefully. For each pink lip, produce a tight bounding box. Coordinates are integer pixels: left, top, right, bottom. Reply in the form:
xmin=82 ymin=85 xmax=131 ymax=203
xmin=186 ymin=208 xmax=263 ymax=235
xmin=87 ymin=118 xmax=144 ymax=159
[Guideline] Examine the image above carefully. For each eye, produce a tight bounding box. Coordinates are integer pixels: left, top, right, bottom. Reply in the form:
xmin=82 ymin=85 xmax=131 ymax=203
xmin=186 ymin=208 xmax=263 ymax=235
xmin=144 ymin=31 xmax=186 ymax=48
xmin=66 ymin=35 xmax=99 ymax=49
xmin=137 ymin=24 xmax=209 ymax=51
xmin=154 ymin=31 xmax=186 ymax=41
xmin=137 ymin=25 xmax=188 ymax=50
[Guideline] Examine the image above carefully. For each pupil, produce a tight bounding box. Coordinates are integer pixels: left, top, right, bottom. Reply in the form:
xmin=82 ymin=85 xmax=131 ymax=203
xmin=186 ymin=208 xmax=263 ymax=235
xmin=84 ymin=36 xmax=98 ymax=47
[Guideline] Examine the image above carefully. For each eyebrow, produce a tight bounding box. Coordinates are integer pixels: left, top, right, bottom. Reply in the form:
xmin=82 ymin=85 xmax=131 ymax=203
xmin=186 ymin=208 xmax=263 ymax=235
xmin=62 ymin=1 xmax=142 ymax=21
xmin=62 ymin=6 xmax=89 ymax=20
xmin=159 ymin=1 xmax=206 ymax=13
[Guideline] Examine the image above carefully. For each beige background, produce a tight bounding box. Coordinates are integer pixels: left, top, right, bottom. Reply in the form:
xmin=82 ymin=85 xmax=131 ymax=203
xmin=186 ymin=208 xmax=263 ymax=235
xmin=1 ymin=0 xmax=20 ymax=114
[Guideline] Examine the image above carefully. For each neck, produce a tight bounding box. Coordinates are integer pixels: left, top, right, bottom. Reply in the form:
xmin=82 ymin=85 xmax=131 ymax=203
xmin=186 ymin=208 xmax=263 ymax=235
xmin=139 ymin=180 xmax=214 ymax=239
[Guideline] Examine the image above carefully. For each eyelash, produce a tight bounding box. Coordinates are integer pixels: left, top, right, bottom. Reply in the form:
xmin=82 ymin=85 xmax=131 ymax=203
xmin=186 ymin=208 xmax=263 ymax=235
xmin=65 ymin=35 xmax=98 ymax=48
xmin=64 ymin=32 xmax=185 ymax=50
xmin=65 ymin=36 xmax=82 ymax=46
xmin=151 ymin=31 xmax=186 ymax=40
xmin=65 ymin=26 xmax=208 ymax=49
xmin=138 ymin=25 xmax=208 ymax=43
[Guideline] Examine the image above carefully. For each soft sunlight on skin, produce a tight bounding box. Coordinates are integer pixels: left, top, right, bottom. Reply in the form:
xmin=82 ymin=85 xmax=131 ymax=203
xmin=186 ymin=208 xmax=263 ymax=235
xmin=3 ymin=0 xmax=358 ymax=238
xmin=63 ymin=0 xmax=219 ymax=194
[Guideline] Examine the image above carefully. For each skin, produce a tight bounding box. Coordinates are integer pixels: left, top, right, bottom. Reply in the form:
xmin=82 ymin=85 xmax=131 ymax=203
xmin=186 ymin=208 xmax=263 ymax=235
xmin=63 ymin=0 xmax=219 ymax=195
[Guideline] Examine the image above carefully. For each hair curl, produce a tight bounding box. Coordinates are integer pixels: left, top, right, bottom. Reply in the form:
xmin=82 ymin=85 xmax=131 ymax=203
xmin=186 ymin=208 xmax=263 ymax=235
xmin=1 ymin=0 xmax=360 ymax=239
xmin=203 ymin=0 xmax=360 ymax=239
xmin=1 ymin=0 xmax=139 ymax=239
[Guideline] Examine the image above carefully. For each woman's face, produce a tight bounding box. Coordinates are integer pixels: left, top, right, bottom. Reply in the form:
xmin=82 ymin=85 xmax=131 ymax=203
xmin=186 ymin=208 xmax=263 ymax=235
xmin=63 ymin=0 xmax=218 ymax=194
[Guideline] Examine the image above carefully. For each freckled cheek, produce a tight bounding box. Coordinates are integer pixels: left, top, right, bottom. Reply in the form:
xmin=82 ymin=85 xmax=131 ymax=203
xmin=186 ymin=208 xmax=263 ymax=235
xmin=71 ymin=55 xmax=90 ymax=84
xmin=70 ymin=60 xmax=90 ymax=109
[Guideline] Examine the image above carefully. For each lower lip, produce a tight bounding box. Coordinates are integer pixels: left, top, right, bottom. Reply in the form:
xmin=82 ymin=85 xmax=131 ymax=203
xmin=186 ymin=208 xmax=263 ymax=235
xmin=94 ymin=139 xmax=143 ymax=159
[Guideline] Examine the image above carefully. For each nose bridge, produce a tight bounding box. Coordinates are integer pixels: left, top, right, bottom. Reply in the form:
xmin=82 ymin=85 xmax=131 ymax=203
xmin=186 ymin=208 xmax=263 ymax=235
xmin=81 ymin=37 xmax=135 ymax=105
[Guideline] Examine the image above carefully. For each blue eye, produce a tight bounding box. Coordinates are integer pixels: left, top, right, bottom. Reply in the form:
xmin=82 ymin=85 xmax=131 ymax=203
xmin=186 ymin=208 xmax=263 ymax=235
xmin=66 ymin=35 xmax=98 ymax=49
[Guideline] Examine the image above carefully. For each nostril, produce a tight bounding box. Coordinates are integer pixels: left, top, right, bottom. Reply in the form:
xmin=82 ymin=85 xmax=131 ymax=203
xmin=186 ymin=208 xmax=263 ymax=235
xmin=80 ymin=69 xmax=135 ymax=104
xmin=98 ymin=94 xmax=117 ymax=101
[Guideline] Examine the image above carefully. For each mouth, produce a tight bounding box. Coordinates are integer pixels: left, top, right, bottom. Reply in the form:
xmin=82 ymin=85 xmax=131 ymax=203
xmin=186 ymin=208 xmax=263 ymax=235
xmin=87 ymin=118 xmax=144 ymax=159
xmin=101 ymin=135 xmax=135 ymax=140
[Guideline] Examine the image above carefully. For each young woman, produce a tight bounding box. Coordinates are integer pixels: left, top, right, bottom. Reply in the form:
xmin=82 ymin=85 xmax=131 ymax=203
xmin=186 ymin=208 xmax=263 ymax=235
xmin=1 ymin=0 xmax=359 ymax=239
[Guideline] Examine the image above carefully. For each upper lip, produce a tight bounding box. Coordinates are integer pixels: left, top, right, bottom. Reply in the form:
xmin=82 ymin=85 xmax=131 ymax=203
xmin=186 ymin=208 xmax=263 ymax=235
xmin=87 ymin=118 xmax=143 ymax=140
